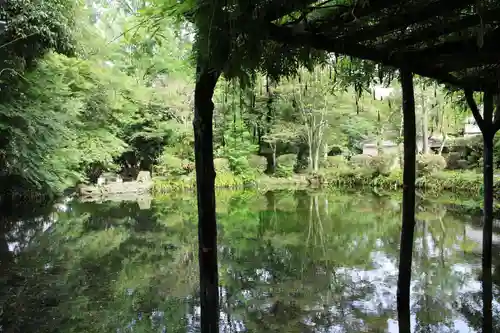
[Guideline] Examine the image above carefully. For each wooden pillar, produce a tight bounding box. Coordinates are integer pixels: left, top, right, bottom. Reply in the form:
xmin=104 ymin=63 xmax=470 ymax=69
xmin=397 ymin=69 xmax=416 ymax=333
xmin=193 ymin=61 xmax=220 ymax=333
xmin=465 ymin=89 xmax=500 ymax=333
xmin=482 ymin=91 xmax=494 ymax=333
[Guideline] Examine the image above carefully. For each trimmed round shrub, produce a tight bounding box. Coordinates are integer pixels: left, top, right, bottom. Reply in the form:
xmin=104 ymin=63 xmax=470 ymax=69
xmin=349 ymin=154 xmax=373 ymax=169
xmin=417 ymin=154 xmax=447 ymax=175
xmin=294 ymin=154 xmax=309 ymax=173
xmin=247 ymin=154 xmax=267 ymax=173
xmin=457 ymin=159 xmax=470 ymax=170
xmin=371 ymin=154 xmax=398 ymax=176
xmin=321 ymin=155 xmax=349 ymax=169
xmin=275 ymin=154 xmax=297 ymax=178
xmin=214 ymin=158 xmax=231 ymax=173
xmin=182 ymin=160 xmax=195 ymax=173
xmin=276 ymin=154 xmax=297 ymax=167
xmin=155 ymin=153 xmax=184 ymax=177
xmin=446 ymin=152 xmax=462 ymax=170
xmin=328 ymin=145 xmax=344 ymax=156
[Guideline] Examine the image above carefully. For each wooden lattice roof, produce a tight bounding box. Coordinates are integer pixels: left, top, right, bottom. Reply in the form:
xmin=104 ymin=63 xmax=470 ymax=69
xmin=251 ymin=0 xmax=500 ymax=91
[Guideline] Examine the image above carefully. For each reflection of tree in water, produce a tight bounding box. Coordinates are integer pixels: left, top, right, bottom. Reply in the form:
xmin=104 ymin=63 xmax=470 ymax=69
xmin=218 ymin=191 xmax=405 ymax=332
xmin=0 ymin=202 xmax=61 ymax=332
xmin=455 ymin=252 xmax=500 ymax=332
xmin=413 ymin=202 xmax=500 ymax=332
xmin=0 ymin=198 xmax=199 ymax=333
xmin=0 ymin=190 xmax=496 ymax=332
xmin=413 ymin=204 xmax=458 ymax=332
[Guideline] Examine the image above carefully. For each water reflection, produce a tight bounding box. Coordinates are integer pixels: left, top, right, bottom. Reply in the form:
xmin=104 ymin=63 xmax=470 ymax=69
xmin=0 ymin=190 xmax=499 ymax=332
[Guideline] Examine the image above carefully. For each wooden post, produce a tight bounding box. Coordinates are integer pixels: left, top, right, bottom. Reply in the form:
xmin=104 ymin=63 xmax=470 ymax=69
xmin=397 ymin=69 xmax=416 ymax=333
xmin=482 ymin=92 xmax=494 ymax=333
xmin=193 ymin=61 xmax=220 ymax=333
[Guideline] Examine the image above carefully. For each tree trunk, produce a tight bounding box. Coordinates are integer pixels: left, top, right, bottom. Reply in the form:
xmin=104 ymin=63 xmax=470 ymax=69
xmin=0 ymin=224 xmax=13 ymax=331
xmin=271 ymin=143 xmax=277 ymax=174
xmin=193 ymin=63 xmax=220 ymax=333
xmin=397 ymin=69 xmax=417 ymax=333
xmin=421 ymin=87 xmax=429 ymax=154
xmin=438 ymin=134 xmax=447 ymax=155
xmin=314 ymin=144 xmax=320 ymax=172
xmin=308 ymin=134 xmax=314 ymax=172
xmin=0 ymin=226 xmax=11 ymax=275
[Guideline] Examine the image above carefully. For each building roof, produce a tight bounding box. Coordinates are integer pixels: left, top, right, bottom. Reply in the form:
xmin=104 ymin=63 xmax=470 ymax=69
xmin=250 ymin=0 xmax=500 ymax=91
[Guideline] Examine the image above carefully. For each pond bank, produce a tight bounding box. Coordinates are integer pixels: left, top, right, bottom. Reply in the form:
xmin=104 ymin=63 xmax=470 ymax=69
xmin=151 ymin=169 xmax=489 ymax=198
xmin=316 ymin=169 xmax=485 ymax=196
xmin=16 ymin=168 xmax=487 ymax=204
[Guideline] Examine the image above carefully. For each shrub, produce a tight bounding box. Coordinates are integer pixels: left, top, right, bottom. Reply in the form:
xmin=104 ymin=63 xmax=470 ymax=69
xmin=151 ymin=172 xmax=196 ymax=193
xmin=453 ymin=135 xmax=500 ymax=168
xmin=217 ymin=128 xmax=258 ymax=175
xmin=446 ymin=152 xmax=462 ymax=170
xmin=457 ymin=159 xmax=470 ymax=170
xmin=294 ymin=154 xmax=309 ymax=173
xmin=349 ymin=154 xmax=373 ymax=169
xmin=214 ymin=158 xmax=231 ymax=173
xmin=247 ymin=155 xmax=267 ymax=173
xmin=416 ymin=170 xmax=482 ymax=194
xmin=372 ymin=169 xmax=403 ymax=189
xmin=328 ymin=145 xmax=344 ymax=156
xmin=307 ymin=172 xmax=326 ymax=186
xmin=324 ymin=167 xmax=373 ymax=187
xmin=275 ymin=166 xmax=294 ymax=178
xmin=182 ymin=160 xmax=195 ymax=174
xmin=155 ymin=153 xmax=185 ymax=177
xmin=462 ymin=135 xmax=483 ymax=167
xmin=370 ymin=154 xmax=398 ymax=176
xmin=227 ymin=155 xmax=251 ymax=175
xmin=321 ymin=155 xmax=349 ymax=169
xmin=416 ymin=154 xmax=446 ymax=175
xmin=275 ymin=154 xmax=296 ymax=178
xmin=215 ymin=172 xmax=245 ymax=188
xmin=276 ymin=154 xmax=297 ymax=166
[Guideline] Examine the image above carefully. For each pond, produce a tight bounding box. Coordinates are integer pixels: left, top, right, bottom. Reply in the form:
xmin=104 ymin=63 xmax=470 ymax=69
xmin=1 ymin=189 xmax=499 ymax=332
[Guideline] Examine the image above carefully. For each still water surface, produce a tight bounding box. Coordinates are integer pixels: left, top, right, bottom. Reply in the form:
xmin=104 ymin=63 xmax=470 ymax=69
xmin=1 ymin=190 xmax=500 ymax=332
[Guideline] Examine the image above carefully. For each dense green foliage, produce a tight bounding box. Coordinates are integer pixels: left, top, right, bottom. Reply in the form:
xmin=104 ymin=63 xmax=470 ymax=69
xmin=0 ymin=2 xmax=195 ymax=197
xmin=0 ymin=0 xmax=486 ymax=201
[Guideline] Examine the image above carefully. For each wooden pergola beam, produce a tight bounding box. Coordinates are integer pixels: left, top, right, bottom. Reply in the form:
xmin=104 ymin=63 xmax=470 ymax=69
xmin=460 ymin=66 xmax=500 ymax=82
xmin=257 ymin=0 xmax=500 ymax=92
xmin=339 ymin=0 xmax=472 ymax=43
xmin=260 ymin=0 xmax=318 ymax=22
xmin=266 ymin=23 xmax=490 ymax=91
xmin=383 ymin=8 xmax=500 ymax=51
xmin=310 ymin=0 xmax=403 ymax=32
xmin=434 ymin=53 xmax=500 ymax=72
xmin=403 ymin=27 xmax=500 ymax=58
